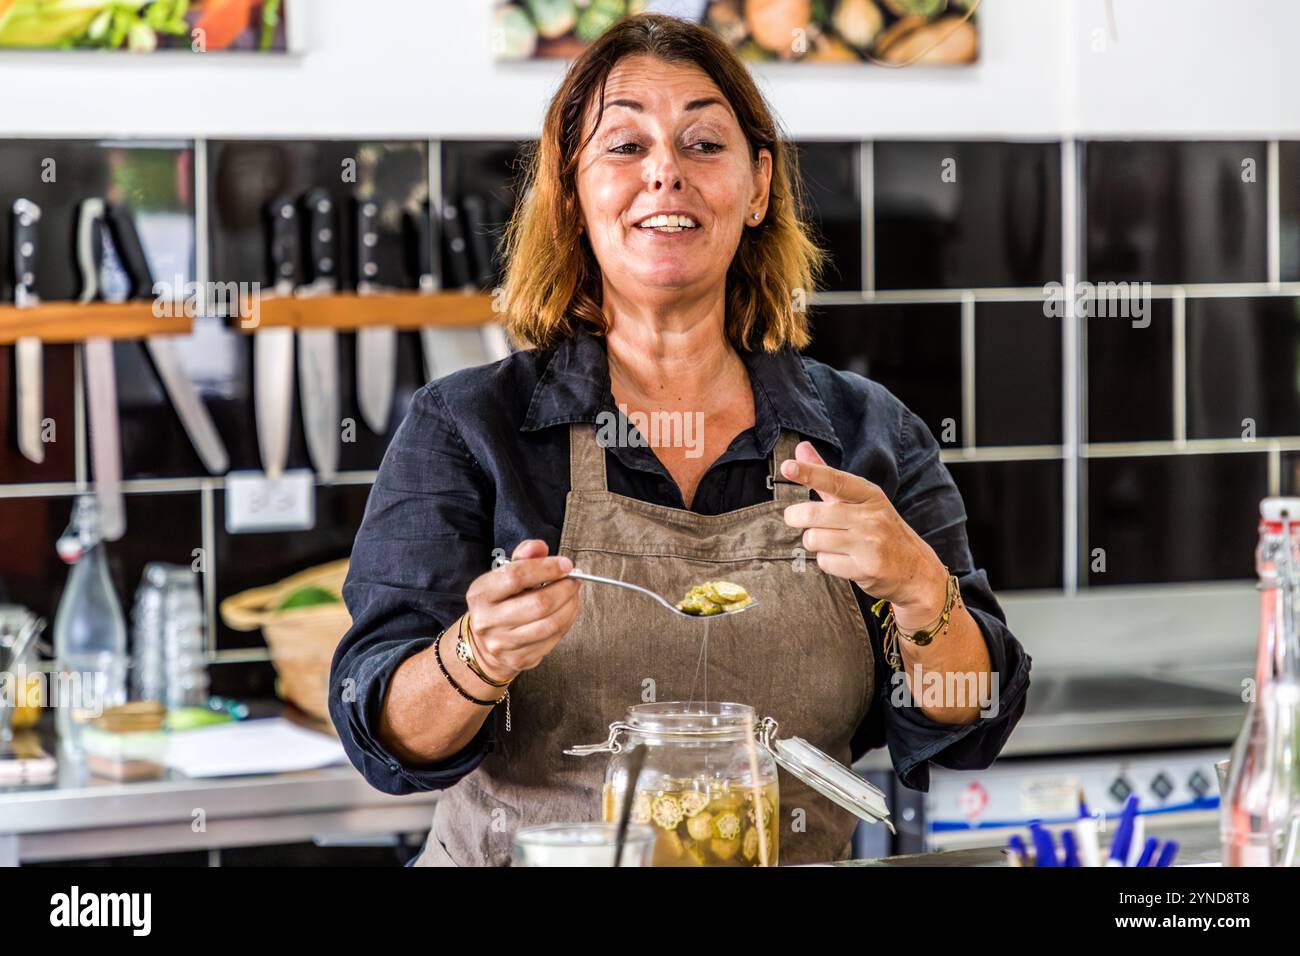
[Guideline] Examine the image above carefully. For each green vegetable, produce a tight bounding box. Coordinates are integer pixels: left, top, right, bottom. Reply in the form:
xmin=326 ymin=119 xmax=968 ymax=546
xmin=882 ymin=0 xmax=946 ymax=17
xmin=524 ymin=0 xmax=576 ymax=40
xmin=0 ymin=0 xmax=129 ymax=49
xmin=574 ymin=0 xmax=623 ymax=43
xmin=279 ymin=585 xmax=342 ymax=611
xmin=494 ymin=3 xmax=536 ymax=59
xmin=164 ymin=707 xmax=234 ymax=731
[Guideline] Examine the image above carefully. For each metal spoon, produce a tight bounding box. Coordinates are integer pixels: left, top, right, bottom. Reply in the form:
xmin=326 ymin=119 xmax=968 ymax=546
xmin=500 ymin=560 xmax=758 ymax=620
xmin=567 ymin=570 xmax=758 ymax=620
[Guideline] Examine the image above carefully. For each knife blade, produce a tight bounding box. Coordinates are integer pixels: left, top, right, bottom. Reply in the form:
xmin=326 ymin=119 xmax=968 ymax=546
xmin=295 ymin=188 xmax=340 ymax=479
xmin=256 ymin=197 xmax=299 ymax=480
xmin=76 ymin=199 xmax=125 ymax=543
xmin=354 ymin=198 xmax=396 ymax=435
xmin=11 ymin=199 xmax=43 ymax=464
xmin=106 ymin=202 xmax=229 ymax=476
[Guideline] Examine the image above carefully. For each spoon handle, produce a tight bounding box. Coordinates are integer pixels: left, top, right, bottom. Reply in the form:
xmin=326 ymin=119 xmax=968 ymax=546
xmin=566 ymin=570 xmax=682 ymax=615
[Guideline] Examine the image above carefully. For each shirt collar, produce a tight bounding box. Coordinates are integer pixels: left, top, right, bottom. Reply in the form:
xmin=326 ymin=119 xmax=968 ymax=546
xmin=520 ymin=329 xmax=842 ymax=452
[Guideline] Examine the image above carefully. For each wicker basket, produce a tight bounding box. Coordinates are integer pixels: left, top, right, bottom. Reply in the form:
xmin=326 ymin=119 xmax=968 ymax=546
xmin=219 ymin=559 xmax=351 ymax=724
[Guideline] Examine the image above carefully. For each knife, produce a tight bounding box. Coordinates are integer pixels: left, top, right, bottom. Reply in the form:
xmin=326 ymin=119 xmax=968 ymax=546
xmin=11 ymin=199 xmax=43 ymax=464
xmin=461 ymin=195 xmax=511 ymax=361
xmin=105 ymin=202 xmax=229 ymax=476
xmin=440 ymin=199 xmax=474 ymax=291
xmin=412 ymin=203 xmax=508 ymax=382
xmin=354 ymin=198 xmax=397 ymax=435
xmin=255 ymin=197 xmax=300 ymax=480
xmin=461 ymin=194 xmax=498 ymax=290
xmin=76 ymin=199 xmax=126 ymax=542
xmin=294 ymin=189 xmax=340 ymax=479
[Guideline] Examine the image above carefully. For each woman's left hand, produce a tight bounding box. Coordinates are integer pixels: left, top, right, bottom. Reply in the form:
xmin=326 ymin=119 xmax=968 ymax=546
xmin=780 ymin=441 xmax=948 ymax=629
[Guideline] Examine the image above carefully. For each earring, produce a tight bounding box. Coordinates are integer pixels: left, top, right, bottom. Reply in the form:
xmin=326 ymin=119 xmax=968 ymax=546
xmin=752 ymin=212 xmax=760 ymax=221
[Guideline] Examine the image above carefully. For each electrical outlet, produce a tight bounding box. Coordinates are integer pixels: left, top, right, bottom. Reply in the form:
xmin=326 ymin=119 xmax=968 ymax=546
xmin=225 ymin=470 xmax=316 ymax=534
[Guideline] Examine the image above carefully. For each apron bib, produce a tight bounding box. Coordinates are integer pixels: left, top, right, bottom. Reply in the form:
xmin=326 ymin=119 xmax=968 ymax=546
xmin=416 ymin=424 xmax=874 ymax=866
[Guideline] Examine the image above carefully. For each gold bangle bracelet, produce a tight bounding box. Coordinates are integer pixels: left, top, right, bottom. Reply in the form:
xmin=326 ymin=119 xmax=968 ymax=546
xmin=457 ymin=613 xmax=512 ymax=688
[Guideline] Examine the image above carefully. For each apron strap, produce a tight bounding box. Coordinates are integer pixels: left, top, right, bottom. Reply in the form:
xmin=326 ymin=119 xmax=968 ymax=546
xmin=569 ymin=423 xmax=608 ymax=492
xmin=770 ymin=430 xmax=810 ymax=503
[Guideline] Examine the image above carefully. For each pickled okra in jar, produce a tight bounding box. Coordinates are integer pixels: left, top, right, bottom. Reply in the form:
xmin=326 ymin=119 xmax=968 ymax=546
xmin=602 ymin=777 xmax=779 ymax=867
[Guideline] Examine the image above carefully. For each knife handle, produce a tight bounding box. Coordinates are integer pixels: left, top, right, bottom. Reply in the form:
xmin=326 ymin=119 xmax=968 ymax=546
xmin=461 ymin=194 xmax=497 ymax=290
xmin=411 ymin=203 xmax=436 ymax=292
xmin=11 ymin=199 xmax=41 ymax=305
xmin=105 ymin=202 xmax=155 ymax=300
xmin=76 ymin=199 xmax=107 ymax=305
xmin=441 ymin=200 xmax=474 ymax=290
xmin=355 ymin=198 xmax=380 ymax=292
xmin=267 ymin=197 xmax=301 ymax=295
xmin=304 ymin=188 xmax=337 ymax=285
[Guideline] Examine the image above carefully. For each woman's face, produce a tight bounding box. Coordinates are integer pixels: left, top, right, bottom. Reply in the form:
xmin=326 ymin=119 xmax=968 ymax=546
xmin=575 ymin=55 xmax=772 ymax=302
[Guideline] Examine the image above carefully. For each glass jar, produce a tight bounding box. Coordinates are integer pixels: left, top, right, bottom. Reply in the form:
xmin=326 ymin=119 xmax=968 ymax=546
xmin=578 ymin=702 xmax=781 ymax=867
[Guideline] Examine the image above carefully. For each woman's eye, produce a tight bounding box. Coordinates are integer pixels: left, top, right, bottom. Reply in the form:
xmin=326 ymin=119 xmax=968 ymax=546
xmin=609 ymin=142 xmax=641 ymax=155
xmin=689 ymin=141 xmax=724 ymax=154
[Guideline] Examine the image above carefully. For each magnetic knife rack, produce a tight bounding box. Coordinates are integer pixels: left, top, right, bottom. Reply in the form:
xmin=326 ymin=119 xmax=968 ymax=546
xmin=0 ymin=291 xmax=497 ymax=344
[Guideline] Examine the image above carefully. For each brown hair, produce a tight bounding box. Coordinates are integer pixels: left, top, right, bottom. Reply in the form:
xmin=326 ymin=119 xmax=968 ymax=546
xmin=500 ymin=13 xmax=824 ymax=354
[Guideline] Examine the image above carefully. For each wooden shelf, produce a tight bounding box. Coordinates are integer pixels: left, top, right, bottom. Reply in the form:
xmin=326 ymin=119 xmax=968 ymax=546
xmin=245 ymin=291 xmax=496 ymax=332
xmin=0 ymin=292 xmax=498 ymax=345
xmin=0 ymin=301 xmax=193 ymax=345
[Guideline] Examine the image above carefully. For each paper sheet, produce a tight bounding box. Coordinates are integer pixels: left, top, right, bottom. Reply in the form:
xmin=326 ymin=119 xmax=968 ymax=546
xmin=163 ymin=718 xmax=346 ymax=778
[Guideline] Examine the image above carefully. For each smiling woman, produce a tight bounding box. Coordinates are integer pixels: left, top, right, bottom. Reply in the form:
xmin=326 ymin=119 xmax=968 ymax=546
xmin=330 ymin=13 xmax=1030 ymax=868
xmin=502 ymin=17 xmax=823 ymax=353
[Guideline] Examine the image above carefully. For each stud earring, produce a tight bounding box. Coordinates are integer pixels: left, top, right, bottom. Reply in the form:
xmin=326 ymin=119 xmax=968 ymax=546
xmin=752 ymin=212 xmax=760 ymax=221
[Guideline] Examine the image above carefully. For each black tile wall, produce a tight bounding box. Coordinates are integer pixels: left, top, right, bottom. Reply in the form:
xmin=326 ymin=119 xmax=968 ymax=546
xmin=439 ymin=140 xmax=527 ymax=291
xmin=0 ymin=343 xmax=77 ymax=483
xmin=804 ymin=303 xmax=962 ymax=446
xmin=947 ymin=459 xmax=1064 ymax=591
xmin=204 ymin=139 xmax=431 ymax=476
xmin=1187 ymin=296 xmax=1300 ymax=440
xmin=793 ymin=141 xmax=861 ymax=292
xmin=0 ymin=491 xmax=202 ymax=626
xmin=1086 ymin=298 xmax=1174 ymax=443
xmin=1278 ymin=142 xmax=1300 ymax=282
xmin=1084 ymin=141 xmax=1268 ymax=285
xmin=874 ymin=141 xmax=1061 ymax=290
xmin=974 ymin=302 xmax=1062 ymax=447
xmin=1284 ymin=452 xmax=1300 ymax=498
xmin=214 ymin=483 xmax=369 ymax=651
xmin=0 ymin=140 xmax=195 ymax=302
xmin=1087 ymin=454 xmax=1266 ymax=585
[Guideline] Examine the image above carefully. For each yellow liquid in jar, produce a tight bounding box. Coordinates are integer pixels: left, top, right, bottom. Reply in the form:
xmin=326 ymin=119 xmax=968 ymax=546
xmin=603 ymin=778 xmax=779 ymax=867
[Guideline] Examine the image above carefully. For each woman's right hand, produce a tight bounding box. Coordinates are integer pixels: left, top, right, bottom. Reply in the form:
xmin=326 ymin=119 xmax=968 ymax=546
xmin=464 ymin=539 xmax=583 ymax=682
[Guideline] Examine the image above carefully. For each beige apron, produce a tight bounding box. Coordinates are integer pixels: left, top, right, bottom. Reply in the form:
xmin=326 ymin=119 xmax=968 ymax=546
xmin=415 ymin=423 xmax=874 ymax=866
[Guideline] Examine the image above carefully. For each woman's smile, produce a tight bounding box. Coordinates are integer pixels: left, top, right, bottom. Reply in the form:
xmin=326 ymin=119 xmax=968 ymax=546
xmin=577 ymin=54 xmax=769 ymax=293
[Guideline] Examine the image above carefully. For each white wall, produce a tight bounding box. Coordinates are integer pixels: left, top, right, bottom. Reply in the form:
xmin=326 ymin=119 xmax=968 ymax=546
xmin=0 ymin=0 xmax=1296 ymax=140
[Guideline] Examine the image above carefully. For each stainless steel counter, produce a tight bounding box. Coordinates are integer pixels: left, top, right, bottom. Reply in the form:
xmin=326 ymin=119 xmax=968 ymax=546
xmin=0 ymin=725 xmax=437 ymax=866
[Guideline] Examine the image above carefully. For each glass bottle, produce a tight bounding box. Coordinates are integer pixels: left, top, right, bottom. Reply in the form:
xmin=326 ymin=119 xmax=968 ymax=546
xmin=1221 ymin=497 xmax=1300 ymax=866
xmin=52 ymin=496 xmax=128 ymax=759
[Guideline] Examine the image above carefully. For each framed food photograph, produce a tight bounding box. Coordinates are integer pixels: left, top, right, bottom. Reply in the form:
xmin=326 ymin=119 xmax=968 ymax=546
xmin=492 ymin=0 xmax=980 ymax=65
xmin=0 ymin=0 xmax=297 ymax=53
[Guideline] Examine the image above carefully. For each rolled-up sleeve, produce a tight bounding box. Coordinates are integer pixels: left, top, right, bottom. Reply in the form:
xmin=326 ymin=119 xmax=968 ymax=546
xmin=329 ymin=382 xmax=497 ymax=795
xmin=873 ymin=406 xmax=1032 ymax=792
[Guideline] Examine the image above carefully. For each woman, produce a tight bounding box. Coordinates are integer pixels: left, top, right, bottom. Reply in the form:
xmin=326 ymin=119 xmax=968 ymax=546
xmin=330 ymin=14 xmax=1030 ymax=867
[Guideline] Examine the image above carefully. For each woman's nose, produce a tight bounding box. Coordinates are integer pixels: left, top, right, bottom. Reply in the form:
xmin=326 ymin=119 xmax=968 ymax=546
xmin=643 ymin=149 xmax=683 ymax=191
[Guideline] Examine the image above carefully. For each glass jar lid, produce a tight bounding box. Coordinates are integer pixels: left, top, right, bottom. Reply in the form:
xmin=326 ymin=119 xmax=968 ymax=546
xmin=757 ymin=718 xmax=895 ymax=832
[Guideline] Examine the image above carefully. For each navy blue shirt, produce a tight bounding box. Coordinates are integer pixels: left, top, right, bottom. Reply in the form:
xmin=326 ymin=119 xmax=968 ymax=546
xmin=330 ymin=330 xmax=1031 ymax=795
